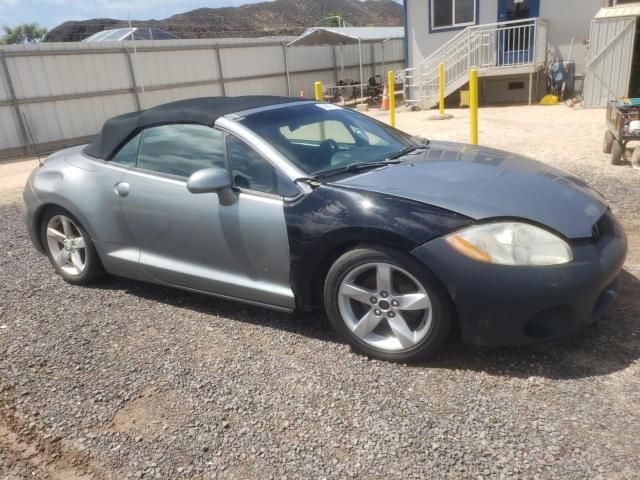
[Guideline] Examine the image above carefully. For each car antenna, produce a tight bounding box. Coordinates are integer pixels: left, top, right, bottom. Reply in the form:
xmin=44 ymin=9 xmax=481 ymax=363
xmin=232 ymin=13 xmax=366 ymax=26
xmin=22 ymin=112 xmax=42 ymax=166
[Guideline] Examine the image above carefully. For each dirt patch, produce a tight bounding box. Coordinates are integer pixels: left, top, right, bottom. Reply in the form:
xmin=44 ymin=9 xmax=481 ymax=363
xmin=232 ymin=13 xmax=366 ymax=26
xmin=0 ymin=424 xmax=92 ymax=480
xmin=110 ymin=387 xmax=172 ymax=436
xmin=0 ymin=410 xmax=101 ymax=480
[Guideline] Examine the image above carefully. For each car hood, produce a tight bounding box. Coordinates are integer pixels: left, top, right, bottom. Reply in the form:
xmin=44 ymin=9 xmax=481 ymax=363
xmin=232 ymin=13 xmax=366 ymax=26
xmin=332 ymin=141 xmax=607 ymax=239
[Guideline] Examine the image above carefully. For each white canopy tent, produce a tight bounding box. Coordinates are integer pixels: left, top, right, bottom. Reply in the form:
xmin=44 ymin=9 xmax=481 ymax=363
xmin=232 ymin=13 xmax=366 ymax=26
xmin=286 ymin=27 xmax=404 ymax=103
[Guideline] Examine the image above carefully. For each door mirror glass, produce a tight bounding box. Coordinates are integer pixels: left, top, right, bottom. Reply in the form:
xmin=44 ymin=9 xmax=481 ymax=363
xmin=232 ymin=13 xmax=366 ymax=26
xmin=187 ymin=167 xmax=231 ymax=194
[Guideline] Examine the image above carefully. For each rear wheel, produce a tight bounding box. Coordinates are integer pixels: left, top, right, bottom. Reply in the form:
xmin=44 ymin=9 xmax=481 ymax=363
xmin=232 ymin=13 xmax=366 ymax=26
xmin=324 ymin=246 xmax=453 ymax=362
xmin=611 ymin=140 xmax=624 ymax=165
xmin=603 ymin=130 xmax=614 ymax=154
xmin=40 ymin=207 xmax=103 ymax=285
xmin=631 ymin=147 xmax=640 ymax=169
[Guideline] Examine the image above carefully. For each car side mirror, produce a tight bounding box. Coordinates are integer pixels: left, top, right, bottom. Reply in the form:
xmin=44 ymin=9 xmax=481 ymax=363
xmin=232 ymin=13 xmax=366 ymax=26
xmin=186 ymin=167 xmax=237 ymax=205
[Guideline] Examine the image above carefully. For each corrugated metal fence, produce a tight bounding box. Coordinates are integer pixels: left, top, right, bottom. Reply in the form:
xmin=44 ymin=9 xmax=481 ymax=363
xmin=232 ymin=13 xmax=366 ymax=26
xmin=0 ymin=37 xmax=403 ymax=158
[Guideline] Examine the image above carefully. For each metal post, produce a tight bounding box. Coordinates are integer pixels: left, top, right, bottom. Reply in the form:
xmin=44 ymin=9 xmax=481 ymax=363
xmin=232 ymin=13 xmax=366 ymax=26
xmin=438 ymin=63 xmax=445 ymax=115
xmin=531 ymin=19 xmax=538 ymax=66
xmin=282 ymin=41 xmax=291 ymax=97
xmin=215 ymin=44 xmax=227 ymax=97
xmin=127 ymin=16 xmax=145 ymax=107
xmin=332 ymin=46 xmax=339 ymax=84
xmin=358 ymin=38 xmax=364 ymax=103
xmin=469 ymin=68 xmax=479 ymax=145
xmin=123 ymin=46 xmax=142 ymax=111
xmin=381 ymin=41 xmax=386 ymax=78
xmin=528 ymin=71 xmax=533 ymax=106
xmin=370 ymin=43 xmax=375 ymax=78
xmin=387 ymin=70 xmax=396 ymax=128
xmin=0 ymin=50 xmax=31 ymax=154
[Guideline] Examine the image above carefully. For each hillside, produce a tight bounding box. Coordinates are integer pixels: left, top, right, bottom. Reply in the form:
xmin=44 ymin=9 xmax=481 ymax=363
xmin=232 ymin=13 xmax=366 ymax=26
xmin=45 ymin=0 xmax=403 ymax=42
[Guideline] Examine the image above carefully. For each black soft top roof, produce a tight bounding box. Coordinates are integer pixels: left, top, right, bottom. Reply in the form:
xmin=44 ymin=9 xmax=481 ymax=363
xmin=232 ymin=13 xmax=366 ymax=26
xmin=84 ymin=96 xmax=301 ymax=160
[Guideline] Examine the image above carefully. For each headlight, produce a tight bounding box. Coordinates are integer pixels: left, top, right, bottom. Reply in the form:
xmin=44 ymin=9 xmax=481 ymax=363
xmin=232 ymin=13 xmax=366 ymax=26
xmin=444 ymin=222 xmax=572 ymax=266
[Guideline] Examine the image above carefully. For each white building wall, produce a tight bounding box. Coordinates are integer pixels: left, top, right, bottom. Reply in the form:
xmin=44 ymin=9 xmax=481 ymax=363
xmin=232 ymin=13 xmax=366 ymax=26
xmin=406 ymin=0 xmax=608 ymax=76
xmin=540 ymin=0 xmax=607 ymax=75
xmin=406 ymin=0 xmax=499 ymax=71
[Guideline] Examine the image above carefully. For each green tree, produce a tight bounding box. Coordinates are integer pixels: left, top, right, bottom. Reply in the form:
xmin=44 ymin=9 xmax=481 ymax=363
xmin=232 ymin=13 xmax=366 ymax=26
xmin=1 ymin=23 xmax=48 ymax=44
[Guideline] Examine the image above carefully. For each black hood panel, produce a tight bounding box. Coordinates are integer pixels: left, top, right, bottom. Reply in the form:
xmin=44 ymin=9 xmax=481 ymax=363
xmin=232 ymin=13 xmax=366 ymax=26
xmin=334 ymin=141 xmax=607 ymax=239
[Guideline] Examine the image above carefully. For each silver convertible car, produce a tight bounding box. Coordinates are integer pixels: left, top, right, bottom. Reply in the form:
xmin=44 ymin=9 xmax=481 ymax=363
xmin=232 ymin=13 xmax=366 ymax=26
xmin=23 ymin=96 xmax=627 ymax=362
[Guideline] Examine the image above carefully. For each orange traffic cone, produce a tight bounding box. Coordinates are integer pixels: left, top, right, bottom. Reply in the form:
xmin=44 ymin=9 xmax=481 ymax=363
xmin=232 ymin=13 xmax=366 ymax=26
xmin=299 ymin=87 xmax=305 ymax=98
xmin=381 ymin=84 xmax=389 ymax=110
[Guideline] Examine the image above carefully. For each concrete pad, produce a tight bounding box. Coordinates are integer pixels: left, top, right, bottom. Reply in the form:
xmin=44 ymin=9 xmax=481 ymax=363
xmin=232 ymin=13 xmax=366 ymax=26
xmin=428 ymin=113 xmax=454 ymax=121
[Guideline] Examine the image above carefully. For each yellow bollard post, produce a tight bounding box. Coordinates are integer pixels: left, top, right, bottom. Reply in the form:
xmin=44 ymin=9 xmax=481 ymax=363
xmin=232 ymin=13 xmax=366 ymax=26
xmin=469 ymin=68 xmax=479 ymax=145
xmin=438 ymin=63 xmax=445 ymax=116
xmin=314 ymin=81 xmax=323 ymax=102
xmin=429 ymin=64 xmax=452 ymax=121
xmin=387 ymin=70 xmax=395 ymax=128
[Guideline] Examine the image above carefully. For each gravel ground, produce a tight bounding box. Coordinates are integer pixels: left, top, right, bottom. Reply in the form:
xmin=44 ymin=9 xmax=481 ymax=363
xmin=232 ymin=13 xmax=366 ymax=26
xmin=1 ymin=104 xmax=640 ymax=479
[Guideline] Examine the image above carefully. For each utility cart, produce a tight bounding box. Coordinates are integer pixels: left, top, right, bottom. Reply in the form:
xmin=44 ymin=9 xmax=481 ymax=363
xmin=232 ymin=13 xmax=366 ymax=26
xmin=603 ymin=99 xmax=640 ymax=166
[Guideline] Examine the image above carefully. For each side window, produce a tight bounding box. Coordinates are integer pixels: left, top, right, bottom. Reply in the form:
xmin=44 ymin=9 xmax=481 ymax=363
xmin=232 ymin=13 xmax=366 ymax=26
xmin=279 ymin=120 xmax=356 ymax=145
xmin=112 ymin=133 xmax=141 ymax=167
xmin=432 ymin=0 xmax=476 ymax=30
xmin=137 ymin=124 xmax=225 ymax=177
xmin=227 ymin=136 xmax=298 ymax=196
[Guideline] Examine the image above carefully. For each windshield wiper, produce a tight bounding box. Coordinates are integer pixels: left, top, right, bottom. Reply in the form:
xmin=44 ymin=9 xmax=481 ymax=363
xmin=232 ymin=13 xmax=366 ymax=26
xmin=314 ymin=160 xmax=402 ymax=178
xmin=386 ymin=144 xmax=429 ymax=161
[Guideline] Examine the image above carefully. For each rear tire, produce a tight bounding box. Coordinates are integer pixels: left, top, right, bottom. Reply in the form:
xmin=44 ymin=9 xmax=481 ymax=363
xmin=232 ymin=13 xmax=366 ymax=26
xmin=610 ymin=140 xmax=624 ymax=165
xmin=324 ymin=246 xmax=453 ymax=362
xmin=631 ymin=147 xmax=640 ymax=169
xmin=603 ymin=130 xmax=614 ymax=154
xmin=40 ymin=207 xmax=103 ymax=285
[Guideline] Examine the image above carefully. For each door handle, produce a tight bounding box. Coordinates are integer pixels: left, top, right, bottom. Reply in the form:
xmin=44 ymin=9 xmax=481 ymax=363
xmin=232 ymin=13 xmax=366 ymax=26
xmin=115 ymin=181 xmax=131 ymax=198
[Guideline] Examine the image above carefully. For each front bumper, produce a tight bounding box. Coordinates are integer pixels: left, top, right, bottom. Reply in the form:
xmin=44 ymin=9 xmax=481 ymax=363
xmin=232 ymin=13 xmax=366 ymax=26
xmin=411 ymin=213 xmax=627 ymax=346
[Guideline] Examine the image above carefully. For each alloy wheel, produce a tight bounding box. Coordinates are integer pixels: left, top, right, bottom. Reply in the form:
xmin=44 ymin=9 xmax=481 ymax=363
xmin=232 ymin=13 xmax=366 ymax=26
xmin=337 ymin=262 xmax=433 ymax=351
xmin=45 ymin=215 xmax=87 ymax=276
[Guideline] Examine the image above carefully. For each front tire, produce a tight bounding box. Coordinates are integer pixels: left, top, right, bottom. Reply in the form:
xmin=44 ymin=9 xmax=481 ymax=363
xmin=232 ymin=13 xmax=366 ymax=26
xmin=40 ymin=207 xmax=103 ymax=285
xmin=324 ymin=246 xmax=453 ymax=362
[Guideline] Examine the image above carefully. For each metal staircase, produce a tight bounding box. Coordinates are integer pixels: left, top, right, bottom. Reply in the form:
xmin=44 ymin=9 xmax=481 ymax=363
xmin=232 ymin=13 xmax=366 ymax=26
xmin=403 ymin=18 xmax=548 ymax=109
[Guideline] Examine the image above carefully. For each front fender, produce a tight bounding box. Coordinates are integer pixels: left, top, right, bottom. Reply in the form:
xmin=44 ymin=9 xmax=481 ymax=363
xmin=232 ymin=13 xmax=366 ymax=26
xmin=284 ymin=185 xmax=471 ymax=309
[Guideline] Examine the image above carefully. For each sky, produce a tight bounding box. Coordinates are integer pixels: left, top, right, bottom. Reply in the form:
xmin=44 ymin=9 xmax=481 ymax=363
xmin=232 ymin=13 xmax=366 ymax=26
xmin=0 ymin=0 xmax=276 ymax=29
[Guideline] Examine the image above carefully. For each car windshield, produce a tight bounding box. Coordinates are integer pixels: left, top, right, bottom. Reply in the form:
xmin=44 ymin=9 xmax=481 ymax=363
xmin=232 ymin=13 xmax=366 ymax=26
xmin=239 ymin=103 xmax=419 ymax=176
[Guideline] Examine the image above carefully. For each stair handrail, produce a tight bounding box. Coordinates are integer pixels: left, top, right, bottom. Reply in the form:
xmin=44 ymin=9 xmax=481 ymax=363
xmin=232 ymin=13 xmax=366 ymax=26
xmin=404 ymin=17 xmax=547 ymax=106
xmin=406 ymin=28 xmax=469 ymax=74
xmin=407 ymin=17 xmax=546 ymax=73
